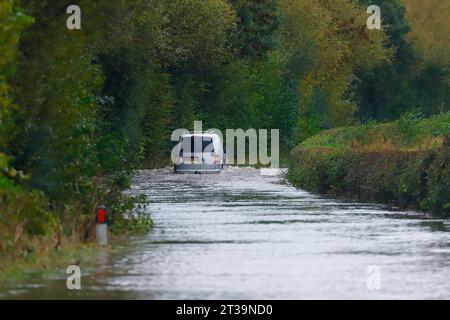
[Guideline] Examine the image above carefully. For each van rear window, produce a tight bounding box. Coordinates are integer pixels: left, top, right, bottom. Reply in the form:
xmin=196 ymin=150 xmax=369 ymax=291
xmin=180 ymin=137 xmax=214 ymax=154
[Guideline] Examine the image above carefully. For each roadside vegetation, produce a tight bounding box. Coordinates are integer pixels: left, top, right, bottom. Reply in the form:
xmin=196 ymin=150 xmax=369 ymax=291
xmin=0 ymin=0 xmax=448 ymax=274
xmin=287 ymin=0 xmax=449 ymax=216
xmin=288 ymin=112 xmax=450 ymax=216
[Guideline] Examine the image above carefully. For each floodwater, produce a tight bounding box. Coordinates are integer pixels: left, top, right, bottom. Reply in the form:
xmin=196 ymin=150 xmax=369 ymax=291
xmin=2 ymin=167 xmax=450 ymax=299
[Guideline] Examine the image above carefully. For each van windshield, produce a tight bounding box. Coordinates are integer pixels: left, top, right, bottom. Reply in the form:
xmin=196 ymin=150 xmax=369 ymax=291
xmin=180 ymin=136 xmax=214 ymax=154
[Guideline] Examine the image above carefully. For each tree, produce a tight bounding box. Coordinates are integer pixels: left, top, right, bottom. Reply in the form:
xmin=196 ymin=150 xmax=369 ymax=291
xmin=228 ymin=0 xmax=280 ymax=58
xmin=404 ymin=0 xmax=450 ymax=113
xmin=356 ymin=0 xmax=449 ymax=120
xmin=403 ymin=0 xmax=450 ymax=69
xmin=277 ymin=0 xmax=389 ymax=139
xmin=0 ymin=0 xmax=33 ymax=148
xmin=0 ymin=0 xmax=52 ymax=255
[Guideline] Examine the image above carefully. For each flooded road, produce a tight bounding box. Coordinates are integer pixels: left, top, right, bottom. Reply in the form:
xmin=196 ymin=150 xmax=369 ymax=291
xmin=2 ymin=167 xmax=450 ymax=299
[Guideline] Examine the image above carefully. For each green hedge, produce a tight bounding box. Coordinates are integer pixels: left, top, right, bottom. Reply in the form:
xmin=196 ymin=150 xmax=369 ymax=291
xmin=288 ymin=139 xmax=450 ymax=217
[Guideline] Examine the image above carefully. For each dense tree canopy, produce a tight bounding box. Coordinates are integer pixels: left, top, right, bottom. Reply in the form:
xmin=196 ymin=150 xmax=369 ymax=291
xmin=356 ymin=0 xmax=449 ymax=121
xmin=278 ymin=0 xmax=389 ymax=138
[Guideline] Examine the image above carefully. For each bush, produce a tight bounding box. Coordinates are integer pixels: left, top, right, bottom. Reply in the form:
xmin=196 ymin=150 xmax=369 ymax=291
xmin=288 ymin=113 xmax=450 ymax=217
xmin=0 ymin=153 xmax=57 ymax=258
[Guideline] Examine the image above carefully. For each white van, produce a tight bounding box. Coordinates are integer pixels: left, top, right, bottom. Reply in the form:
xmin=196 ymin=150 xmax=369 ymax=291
xmin=174 ymin=132 xmax=226 ymax=174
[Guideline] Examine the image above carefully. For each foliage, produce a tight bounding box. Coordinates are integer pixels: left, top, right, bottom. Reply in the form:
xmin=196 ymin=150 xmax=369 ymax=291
xmin=288 ymin=113 xmax=450 ymax=216
xmin=356 ymin=0 xmax=449 ymax=122
xmin=300 ymin=112 xmax=449 ymax=151
xmin=229 ymin=0 xmax=280 ymax=58
xmin=277 ymin=0 xmax=389 ymax=140
xmin=1 ymin=0 xmax=449 ymax=261
xmin=0 ymin=1 xmax=54 ymax=259
xmin=0 ymin=0 xmax=33 ymax=147
xmin=0 ymin=152 xmax=56 ymax=257
xmin=210 ymin=54 xmax=299 ymax=149
xmin=403 ymin=0 xmax=450 ymax=69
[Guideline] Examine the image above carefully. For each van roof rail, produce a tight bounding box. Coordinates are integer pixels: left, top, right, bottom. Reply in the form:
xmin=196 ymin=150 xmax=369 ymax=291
xmin=187 ymin=130 xmax=218 ymax=134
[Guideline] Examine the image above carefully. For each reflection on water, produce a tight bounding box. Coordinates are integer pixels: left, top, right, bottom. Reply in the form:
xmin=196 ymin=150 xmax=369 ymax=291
xmin=2 ymin=167 xmax=450 ymax=299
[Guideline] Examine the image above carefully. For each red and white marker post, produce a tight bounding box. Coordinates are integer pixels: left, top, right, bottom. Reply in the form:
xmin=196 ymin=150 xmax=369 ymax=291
xmin=95 ymin=205 xmax=108 ymax=246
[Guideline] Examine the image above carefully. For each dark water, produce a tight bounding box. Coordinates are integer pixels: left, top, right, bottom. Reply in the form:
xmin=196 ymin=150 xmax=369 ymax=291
xmin=2 ymin=167 xmax=450 ymax=299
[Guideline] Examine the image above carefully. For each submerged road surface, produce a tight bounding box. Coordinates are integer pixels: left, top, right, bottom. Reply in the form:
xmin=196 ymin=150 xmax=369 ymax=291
xmin=2 ymin=167 xmax=450 ymax=299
